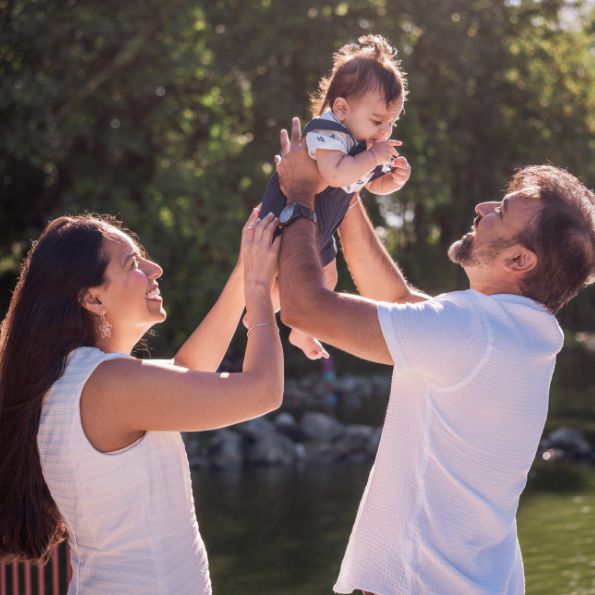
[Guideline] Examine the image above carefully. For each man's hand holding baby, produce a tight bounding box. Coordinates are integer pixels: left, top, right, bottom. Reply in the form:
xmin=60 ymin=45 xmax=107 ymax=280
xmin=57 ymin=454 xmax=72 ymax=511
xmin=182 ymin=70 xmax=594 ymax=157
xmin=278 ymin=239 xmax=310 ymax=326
xmin=277 ymin=117 xmax=326 ymax=206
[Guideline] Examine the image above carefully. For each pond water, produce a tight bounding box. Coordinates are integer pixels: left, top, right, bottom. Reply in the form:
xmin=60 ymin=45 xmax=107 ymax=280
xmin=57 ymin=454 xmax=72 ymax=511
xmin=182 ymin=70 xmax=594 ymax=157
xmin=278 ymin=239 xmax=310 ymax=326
xmin=194 ymin=462 xmax=595 ymax=595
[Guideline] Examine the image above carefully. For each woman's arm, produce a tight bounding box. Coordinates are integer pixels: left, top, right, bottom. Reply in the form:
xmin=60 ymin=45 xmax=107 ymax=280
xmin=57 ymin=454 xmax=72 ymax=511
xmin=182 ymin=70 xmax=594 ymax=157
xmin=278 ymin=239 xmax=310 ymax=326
xmin=338 ymin=195 xmax=429 ymax=303
xmin=81 ymin=213 xmax=284 ymax=451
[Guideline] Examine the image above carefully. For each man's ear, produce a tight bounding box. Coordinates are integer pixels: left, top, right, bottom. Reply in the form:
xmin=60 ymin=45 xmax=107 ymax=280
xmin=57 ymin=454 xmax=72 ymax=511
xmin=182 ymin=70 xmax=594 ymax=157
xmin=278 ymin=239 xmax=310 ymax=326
xmin=79 ymin=288 xmax=105 ymax=316
xmin=501 ymin=246 xmax=538 ymax=276
xmin=331 ymin=97 xmax=349 ymax=121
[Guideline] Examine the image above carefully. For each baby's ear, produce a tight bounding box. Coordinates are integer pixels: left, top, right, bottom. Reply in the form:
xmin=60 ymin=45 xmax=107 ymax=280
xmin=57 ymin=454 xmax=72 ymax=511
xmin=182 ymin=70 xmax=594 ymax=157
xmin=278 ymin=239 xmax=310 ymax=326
xmin=331 ymin=97 xmax=348 ymax=121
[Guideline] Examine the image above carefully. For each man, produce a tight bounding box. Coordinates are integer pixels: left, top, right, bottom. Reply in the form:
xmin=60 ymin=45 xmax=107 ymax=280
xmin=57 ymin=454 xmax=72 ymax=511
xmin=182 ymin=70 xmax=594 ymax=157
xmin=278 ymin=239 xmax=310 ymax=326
xmin=276 ymin=117 xmax=594 ymax=595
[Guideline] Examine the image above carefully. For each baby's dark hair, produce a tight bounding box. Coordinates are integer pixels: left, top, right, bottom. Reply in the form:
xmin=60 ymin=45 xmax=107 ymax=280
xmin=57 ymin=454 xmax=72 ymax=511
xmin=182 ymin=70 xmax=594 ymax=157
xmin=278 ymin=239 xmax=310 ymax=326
xmin=310 ymin=34 xmax=407 ymax=117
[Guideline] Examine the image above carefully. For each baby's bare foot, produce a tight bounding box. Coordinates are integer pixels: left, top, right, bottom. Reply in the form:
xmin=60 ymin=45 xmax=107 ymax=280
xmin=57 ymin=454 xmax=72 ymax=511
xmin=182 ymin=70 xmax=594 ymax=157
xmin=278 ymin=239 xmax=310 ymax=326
xmin=289 ymin=329 xmax=329 ymax=360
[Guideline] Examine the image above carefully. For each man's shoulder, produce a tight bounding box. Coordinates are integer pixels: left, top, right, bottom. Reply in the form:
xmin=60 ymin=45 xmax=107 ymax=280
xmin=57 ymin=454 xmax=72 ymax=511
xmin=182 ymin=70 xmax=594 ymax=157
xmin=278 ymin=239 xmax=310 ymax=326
xmin=433 ymin=288 xmax=475 ymax=304
xmin=470 ymin=291 xmax=564 ymax=355
xmin=378 ymin=290 xmax=482 ymax=332
xmin=406 ymin=290 xmax=478 ymax=317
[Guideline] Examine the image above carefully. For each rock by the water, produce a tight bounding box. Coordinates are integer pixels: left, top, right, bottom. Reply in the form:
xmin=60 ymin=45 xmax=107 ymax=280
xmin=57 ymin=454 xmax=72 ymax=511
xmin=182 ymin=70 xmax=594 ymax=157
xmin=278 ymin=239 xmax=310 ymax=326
xmin=233 ymin=417 xmax=275 ymax=439
xmin=245 ymin=431 xmax=297 ymax=466
xmin=370 ymin=427 xmax=382 ymax=452
xmin=207 ymin=429 xmax=243 ymax=469
xmin=334 ymin=424 xmax=376 ymax=461
xmin=182 ymin=434 xmax=207 ymax=470
xmin=543 ymin=426 xmax=592 ymax=459
xmin=301 ymin=412 xmax=344 ymax=442
xmin=303 ymin=441 xmax=337 ymax=464
xmin=274 ymin=412 xmax=308 ymax=442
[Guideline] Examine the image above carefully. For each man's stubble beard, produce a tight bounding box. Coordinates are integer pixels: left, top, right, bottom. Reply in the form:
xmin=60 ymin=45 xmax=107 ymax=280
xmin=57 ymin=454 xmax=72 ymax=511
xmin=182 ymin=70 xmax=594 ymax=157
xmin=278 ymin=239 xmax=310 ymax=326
xmin=448 ymin=234 xmax=520 ymax=267
xmin=448 ymin=235 xmax=478 ymax=266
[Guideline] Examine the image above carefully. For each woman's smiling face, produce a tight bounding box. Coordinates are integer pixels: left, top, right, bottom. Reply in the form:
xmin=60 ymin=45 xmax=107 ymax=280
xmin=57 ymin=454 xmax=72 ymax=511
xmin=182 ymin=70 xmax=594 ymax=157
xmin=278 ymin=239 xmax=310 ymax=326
xmin=96 ymin=228 xmax=166 ymax=338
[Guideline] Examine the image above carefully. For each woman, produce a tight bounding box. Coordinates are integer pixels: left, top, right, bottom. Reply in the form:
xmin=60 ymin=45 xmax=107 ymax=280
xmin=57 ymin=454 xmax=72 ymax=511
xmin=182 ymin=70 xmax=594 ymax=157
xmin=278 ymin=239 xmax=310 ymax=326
xmin=0 ymin=209 xmax=283 ymax=594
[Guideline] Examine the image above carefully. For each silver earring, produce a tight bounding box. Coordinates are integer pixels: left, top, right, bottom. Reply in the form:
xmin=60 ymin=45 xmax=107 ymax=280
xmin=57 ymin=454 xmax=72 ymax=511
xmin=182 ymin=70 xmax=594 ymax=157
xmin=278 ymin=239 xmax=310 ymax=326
xmin=98 ymin=314 xmax=112 ymax=339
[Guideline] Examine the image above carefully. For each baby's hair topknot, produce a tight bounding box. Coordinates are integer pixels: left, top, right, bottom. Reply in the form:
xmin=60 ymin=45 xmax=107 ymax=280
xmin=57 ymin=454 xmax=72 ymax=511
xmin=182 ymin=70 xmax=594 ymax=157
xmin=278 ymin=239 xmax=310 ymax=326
xmin=310 ymin=34 xmax=408 ymax=117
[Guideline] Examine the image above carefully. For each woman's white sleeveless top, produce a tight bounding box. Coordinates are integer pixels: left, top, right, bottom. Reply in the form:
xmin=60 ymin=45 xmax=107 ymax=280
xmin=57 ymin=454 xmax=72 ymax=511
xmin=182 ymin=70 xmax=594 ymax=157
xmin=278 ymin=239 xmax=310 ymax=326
xmin=37 ymin=347 xmax=211 ymax=594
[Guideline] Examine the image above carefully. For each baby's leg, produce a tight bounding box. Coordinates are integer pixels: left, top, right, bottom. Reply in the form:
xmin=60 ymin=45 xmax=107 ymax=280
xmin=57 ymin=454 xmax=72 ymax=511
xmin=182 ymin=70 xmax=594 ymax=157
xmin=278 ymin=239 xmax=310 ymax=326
xmin=288 ymin=259 xmax=337 ymax=360
xmin=322 ymin=258 xmax=338 ymax=291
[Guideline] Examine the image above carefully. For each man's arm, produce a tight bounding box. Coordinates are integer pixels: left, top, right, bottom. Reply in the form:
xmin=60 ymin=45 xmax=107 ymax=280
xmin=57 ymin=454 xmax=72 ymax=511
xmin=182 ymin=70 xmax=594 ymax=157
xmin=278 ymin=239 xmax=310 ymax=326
xmin=279 ymin=217 xmax=392 ymax=365
xmin=276 ymin=118 xmax=392 ymax=365
xmin=338 ymin=195 xmax=430 ymax=304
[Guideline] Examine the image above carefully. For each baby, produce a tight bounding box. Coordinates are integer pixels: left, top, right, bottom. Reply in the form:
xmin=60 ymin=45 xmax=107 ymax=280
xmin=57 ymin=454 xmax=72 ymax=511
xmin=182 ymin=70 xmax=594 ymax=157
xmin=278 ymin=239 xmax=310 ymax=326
xmin=260 ymin=34 xmax=411 ymax=359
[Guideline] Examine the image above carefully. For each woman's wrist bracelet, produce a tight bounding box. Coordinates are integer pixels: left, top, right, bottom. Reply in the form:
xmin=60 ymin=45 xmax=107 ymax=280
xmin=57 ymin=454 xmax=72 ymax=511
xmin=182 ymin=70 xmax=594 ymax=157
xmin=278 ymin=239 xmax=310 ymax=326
xmin=246 ymin=322 xmax=279 ymax=336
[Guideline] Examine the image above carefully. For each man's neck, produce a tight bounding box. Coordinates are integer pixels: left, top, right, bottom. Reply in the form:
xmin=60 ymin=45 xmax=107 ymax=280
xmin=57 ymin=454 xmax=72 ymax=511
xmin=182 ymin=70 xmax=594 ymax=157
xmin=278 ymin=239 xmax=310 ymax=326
xmin=469 ymin=278 xmax=524 ymax=297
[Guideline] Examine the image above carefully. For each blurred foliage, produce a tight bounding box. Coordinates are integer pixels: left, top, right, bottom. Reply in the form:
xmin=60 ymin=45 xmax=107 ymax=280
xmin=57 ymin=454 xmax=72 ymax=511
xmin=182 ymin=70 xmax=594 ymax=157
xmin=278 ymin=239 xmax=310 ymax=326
xmin=1 ymin=0 xmax=594 ymax=370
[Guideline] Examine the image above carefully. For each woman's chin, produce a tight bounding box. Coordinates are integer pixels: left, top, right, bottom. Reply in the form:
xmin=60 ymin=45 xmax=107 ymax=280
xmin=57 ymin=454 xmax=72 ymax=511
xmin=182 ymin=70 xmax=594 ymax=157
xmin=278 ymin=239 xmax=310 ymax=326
xmin=154 ymin=308 xmax=167 ymax=322
xmin=146 ymin=301 xmax=167 ymax=321
xmin=138 ymin=312 xmax=167 ymax=334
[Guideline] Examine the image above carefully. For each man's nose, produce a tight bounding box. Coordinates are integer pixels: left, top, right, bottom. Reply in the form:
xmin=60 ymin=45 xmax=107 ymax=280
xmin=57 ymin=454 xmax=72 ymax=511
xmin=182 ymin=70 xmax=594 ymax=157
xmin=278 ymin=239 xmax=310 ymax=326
xmin=475 ymin=201 xmax=499 ymax=217
xmin=147 ymin=260 xmax=163 ymax=280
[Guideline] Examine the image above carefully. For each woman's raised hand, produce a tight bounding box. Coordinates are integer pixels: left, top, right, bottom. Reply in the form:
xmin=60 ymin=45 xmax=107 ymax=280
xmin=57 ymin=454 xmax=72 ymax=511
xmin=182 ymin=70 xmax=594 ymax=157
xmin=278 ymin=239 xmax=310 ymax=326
xmin=241 ymin=210 xmax=281 ymax=297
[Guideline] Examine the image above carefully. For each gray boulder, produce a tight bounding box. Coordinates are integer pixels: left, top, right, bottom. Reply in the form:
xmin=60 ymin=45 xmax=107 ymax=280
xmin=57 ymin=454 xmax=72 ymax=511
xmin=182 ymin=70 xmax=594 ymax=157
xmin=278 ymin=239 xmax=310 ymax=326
xmin=301 ymin=412 xmax=345 ymax=442
xmin=336 ymin=374 xmax=365 ymax=395
xmin=303 ymin=441 xmax=338 ymax=464
xmin=334 ymin=424 xmax=376 ymax=461
xmin=370 ymin=427 xmax=382 ymax=453
xmin=182 ymin=434 xmax=208 ymax=470
xmin=544 ymin=426 xmax=592 ymax=458
xmin=207 ymin=429 xmax=243 ymax=469
xmin=233 ymin=417 xmax=275 ymax=438
xmin=283 ymin=384 xmax=319 ymax=410
xmin=370 ymin=374 xmax=392 ymax=396
xmin=244 ymin=431 xmax=297 ymax=466
xmin=274 ymin=412 xmax=308 ymax=442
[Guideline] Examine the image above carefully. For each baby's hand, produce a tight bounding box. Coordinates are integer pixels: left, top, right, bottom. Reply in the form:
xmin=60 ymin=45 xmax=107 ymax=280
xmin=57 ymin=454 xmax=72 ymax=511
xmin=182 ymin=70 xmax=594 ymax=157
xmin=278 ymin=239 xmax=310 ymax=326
xmin=390 ymin=156 xmax=411 ymax=191
xmin=369 ymin=139 xmax=401 ymax=166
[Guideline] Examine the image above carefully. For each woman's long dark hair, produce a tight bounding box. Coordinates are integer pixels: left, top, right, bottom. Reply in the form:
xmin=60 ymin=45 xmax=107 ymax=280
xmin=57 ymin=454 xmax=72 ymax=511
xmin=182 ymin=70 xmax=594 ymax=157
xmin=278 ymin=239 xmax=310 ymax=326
xmin=0 ymin=214 xmax=121 ymax=562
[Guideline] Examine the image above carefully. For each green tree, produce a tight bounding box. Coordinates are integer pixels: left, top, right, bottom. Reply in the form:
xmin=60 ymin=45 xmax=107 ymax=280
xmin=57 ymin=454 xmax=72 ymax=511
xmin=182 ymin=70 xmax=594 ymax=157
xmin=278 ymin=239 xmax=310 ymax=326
xmin=1 ymin=0 xmax=593 ymax=369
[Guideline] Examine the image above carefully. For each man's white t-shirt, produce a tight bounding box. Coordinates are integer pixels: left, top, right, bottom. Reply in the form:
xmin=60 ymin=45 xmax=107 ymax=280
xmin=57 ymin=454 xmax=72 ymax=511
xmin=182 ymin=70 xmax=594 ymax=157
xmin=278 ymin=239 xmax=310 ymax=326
xmin=334 ymin=289 xmax=564 ymax=595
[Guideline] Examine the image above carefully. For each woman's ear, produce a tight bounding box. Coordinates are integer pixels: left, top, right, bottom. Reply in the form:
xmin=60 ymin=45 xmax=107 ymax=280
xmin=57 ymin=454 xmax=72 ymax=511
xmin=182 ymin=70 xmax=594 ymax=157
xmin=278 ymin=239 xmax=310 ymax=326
xmin=502 ymin=247 xmax=538 ymax=276
xmin=79 ymin=288 xmax=105 ymax=316
xmin=332 ymin=97 xmax=349 ymax=121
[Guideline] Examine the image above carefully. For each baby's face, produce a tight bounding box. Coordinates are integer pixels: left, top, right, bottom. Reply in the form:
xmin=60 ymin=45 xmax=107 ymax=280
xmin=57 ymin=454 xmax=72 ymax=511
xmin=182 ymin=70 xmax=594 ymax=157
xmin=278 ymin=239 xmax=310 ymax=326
xmin=337 ymin=90 xmax=403 ymax=147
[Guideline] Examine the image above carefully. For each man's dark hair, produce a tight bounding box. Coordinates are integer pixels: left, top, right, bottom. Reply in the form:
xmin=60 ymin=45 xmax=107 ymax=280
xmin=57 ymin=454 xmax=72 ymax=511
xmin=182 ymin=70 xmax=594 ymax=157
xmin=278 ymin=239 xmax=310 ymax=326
xmin=508 ymin=165 xmax=594 ymax=313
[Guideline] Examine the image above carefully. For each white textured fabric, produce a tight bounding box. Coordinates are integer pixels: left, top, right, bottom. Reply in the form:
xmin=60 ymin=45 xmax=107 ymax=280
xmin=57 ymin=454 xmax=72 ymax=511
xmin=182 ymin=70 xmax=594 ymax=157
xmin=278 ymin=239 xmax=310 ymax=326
xmin=334 ymin=289 xmax=563 ymax=595
xmin=305 ymin=111 xmax=378 ymax=194
xmin=38 ymin=347 xmax=211 ymax=595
